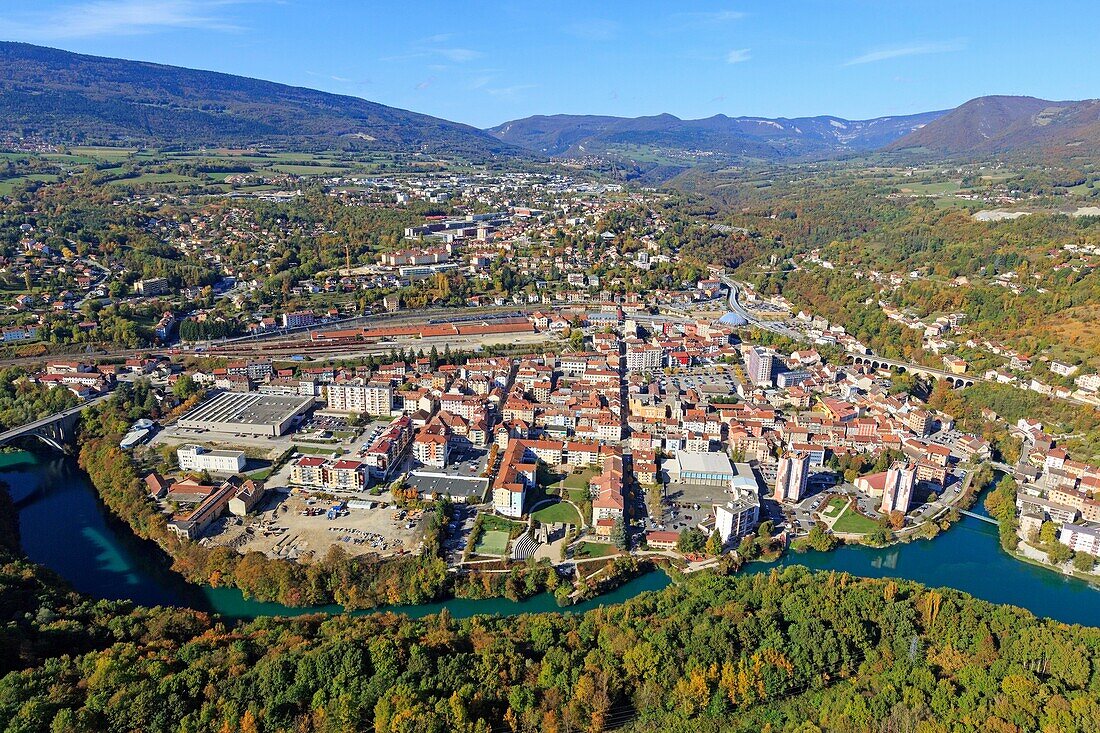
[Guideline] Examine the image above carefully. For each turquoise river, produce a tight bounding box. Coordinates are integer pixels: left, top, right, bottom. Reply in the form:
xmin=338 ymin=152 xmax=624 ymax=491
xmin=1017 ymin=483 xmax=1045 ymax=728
xmin=7 ymin=450 xmax=1100 ymax=625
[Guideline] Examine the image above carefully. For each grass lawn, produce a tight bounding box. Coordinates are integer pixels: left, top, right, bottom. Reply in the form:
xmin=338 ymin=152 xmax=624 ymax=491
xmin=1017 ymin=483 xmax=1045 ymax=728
xmin=561 ymin=468 xmax=596 ymax=491
xmin=576 ymin=541 xmax=618 ymax=559
xmin=821 ymin=497 xmax=847 ymax=519
xmin=565 ymin=488 xmax=590 ymax=506
xmin=474 ymin=529 xmax=510 ymax=557
xmin=832 ymin=502 xmax=882 ymax=534
xmin=552 ymin=468 xmax=596 ymax=504
xmin=480 ymin=514 xmax=523 ymax=534
xmin=531 ymin=500 xmax=581 ymax=526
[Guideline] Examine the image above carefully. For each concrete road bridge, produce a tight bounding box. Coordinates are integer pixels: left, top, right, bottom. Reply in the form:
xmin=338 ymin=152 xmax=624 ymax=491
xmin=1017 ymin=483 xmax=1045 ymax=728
xmin=0 ymin=394 xmax=110 ymax=452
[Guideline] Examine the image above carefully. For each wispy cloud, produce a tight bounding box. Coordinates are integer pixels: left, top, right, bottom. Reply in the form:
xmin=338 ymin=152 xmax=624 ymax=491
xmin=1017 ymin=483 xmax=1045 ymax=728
xmin=843 ymin=40 xmax=965 ymax=66
xmin=484 ymin=83 xmax=537 ymax=98
xmin=415 ymin=78 xmax=434 ymax=91
xmin=380 ymin=33 xmax=482 ymax=64
xmin=0 ymin=0 xmax=250 ymax=41
xmin=564 ymin=19 xmax=618 ymax=41
xmin=468 ymin=75 xmax=493 ymax=90
xmin=436 ymin=47 xmax=482 ymax=62
xmin=461 ymin=69 xmax=533 ymax=98
xmin=306 ymin=70 xmax=356 ymax=84
xmin=670 ymin=10 xmax=746 ymax=28
xmin=727 ymin=48 xmax=751 ymax=64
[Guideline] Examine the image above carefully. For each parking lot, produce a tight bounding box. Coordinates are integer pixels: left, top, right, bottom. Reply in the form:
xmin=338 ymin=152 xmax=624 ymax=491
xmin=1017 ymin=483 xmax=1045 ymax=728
xmin=928 ymin=427 xmax=966 ymax=457
xmin=440 ymin=503 xmax=481 ymax=564
xmin=664 ymin=364 xmax=741 ymax=398
xmin=298 ymin=412 xmax=354 ymax=435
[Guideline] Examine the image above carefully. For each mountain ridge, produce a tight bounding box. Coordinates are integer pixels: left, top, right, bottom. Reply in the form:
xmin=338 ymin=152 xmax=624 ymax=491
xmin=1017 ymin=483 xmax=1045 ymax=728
xmin=487 ymin=109 xmax=948 ymax=160
xmin=0 ymin=41 xmax=521 ymax=158
xmin=1 ymin=42 xmax=1098 ymax=165
xmin=887 ymin=94 xmax=1100 ymax=156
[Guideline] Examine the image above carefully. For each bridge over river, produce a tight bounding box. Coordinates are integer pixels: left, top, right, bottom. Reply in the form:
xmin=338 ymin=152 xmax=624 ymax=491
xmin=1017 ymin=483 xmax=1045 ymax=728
xmin=0 ymin=393 xmax=110 ymax=452
xmin=958 ymin=509 xmax=998 ymax=526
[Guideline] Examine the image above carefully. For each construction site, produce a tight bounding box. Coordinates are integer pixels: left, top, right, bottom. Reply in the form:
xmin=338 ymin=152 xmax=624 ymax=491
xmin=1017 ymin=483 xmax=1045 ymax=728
xmin=199 ymin=488 xmax=428 ymax=562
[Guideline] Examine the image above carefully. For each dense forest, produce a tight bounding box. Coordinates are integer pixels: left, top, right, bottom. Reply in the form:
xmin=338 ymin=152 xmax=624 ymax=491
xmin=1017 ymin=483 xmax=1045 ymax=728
xmin=0 ymin=368 xmax=78 ymax=432
xmin=2 ymin=509 xmax=1099 ymax=733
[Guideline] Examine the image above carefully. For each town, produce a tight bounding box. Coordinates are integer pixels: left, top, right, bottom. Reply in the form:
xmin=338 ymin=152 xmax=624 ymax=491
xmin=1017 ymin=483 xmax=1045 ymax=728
xmin=15 ymin=299 xmax=1009 ymax=582
xmin=6 ymin=171 xmax=1100 ymax=591
xmin=6 ymin=16 xmax=1100 ymax=732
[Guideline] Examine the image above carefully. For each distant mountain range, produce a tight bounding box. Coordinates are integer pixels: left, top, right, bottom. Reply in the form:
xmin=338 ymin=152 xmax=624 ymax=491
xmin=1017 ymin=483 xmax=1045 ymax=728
xmin=0 ymin=42 xmax=518 ymax=157
xmin=886 ymin=95 xmax=1100 ymax=157
xmin=0 ymin=42 xmax=1097 ymax=166
xmin=488 ymin=110 xmax=947 ymax=160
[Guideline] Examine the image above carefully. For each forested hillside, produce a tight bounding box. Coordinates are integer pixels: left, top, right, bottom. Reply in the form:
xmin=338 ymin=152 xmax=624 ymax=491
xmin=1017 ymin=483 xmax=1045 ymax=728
xmin=889 ymin=95 xmax=1100 ymax=158
xmin=2 ymin=525 xmax=1098 ymax=733
xmin=489 ymin=110 xmax=945 ymax=161
xmin=0 ymin=42 xmax=520 ymax=157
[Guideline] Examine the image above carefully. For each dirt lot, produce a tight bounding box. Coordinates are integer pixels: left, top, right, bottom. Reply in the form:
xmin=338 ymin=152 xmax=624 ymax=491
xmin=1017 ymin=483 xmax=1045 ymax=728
xmin=205 ymin=490 xmax=427 ymax=562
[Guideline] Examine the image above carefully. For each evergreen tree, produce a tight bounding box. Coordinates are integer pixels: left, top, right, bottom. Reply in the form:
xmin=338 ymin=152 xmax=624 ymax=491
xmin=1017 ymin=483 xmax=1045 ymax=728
xmin=611 ymin=517 xmax=627 ymax=550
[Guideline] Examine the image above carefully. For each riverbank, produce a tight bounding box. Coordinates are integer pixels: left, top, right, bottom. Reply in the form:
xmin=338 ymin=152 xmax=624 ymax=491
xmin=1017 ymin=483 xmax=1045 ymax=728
xmin=1005 ymin=538 xmax=1100 ymax=584
xmin=80 ymin=385 xmax=669 ymax=612
xmin=9 ymin=447 xmax=671 ymax=619
xmin=981 ymin=472 xmax=1100 ymax=586
xmin=9 ymin=446 xmax=1100 ymax=626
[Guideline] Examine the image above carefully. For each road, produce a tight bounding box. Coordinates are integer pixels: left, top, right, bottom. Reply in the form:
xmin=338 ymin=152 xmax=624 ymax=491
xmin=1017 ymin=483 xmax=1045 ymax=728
xmin=720 ymin=278 xmax=803 ymax=340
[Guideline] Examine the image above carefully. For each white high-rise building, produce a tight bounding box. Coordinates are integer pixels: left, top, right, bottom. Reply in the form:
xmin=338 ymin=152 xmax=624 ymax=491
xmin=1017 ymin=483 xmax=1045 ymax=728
xmin=325 ymin=379 xmax=393 ymax=416
xmin=774 ymin=451 xmax=809 ymax=503
xmin=177 ymin=444 xmax=246 ymax=475
xmin=716 ymin=498 xmax=759 ymax=544
xmin=745 ymin=346 xmax=775 ymax=387
xmin=880 ymin=462 xmax=917 ymax=515
xmin=625 ymin=341 xmax=664 ymax=372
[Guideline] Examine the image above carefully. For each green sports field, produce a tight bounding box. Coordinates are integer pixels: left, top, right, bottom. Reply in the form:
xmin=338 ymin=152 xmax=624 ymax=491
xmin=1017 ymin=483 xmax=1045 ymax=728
xmin=474 ymin=529 xmax=510 ymax=556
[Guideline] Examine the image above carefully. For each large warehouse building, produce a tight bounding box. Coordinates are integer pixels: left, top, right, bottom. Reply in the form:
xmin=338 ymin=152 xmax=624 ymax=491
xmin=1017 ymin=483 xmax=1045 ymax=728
xmin=177 ymin=392 xmax=314 ymax=437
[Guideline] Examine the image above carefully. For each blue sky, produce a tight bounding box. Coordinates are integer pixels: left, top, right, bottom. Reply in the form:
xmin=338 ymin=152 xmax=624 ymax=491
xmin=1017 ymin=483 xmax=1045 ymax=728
xmin=1 ymin=0 xmax=1098 ymax=128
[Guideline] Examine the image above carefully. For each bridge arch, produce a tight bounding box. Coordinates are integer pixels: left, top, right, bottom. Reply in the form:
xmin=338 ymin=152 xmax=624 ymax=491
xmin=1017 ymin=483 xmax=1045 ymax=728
xmin=0 ymin=407 xmax=85 ymax=455
xmin=0 ymin=432 xmax=69 ymax=454
xmin=848 ymin=354 xmax=973 ymax=389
